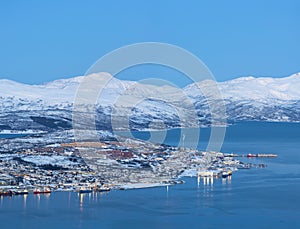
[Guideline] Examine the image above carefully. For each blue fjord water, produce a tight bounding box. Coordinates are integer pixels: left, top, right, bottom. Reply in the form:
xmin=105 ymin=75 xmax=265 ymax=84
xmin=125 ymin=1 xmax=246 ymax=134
xmin=0 ymin=133 xmax=29 ymax=139
xmin=0 ymin=122 xmax=299 ymax=229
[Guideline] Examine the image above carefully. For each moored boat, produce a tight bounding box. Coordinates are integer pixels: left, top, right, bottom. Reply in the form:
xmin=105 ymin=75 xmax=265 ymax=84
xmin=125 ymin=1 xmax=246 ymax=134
xmin=247 ymin=153 xmax=278 ymax=158
xmin=33 ymin=188 xmax=51 ymax=194
xmin=78 ymin=189 xmax=93 ymax=194
xmin=13 ymin=190 xmax=29 ymax=195
xmin=222 ymin=171 xmax=232 ymax=178
xmin=0 ymin=190 xmax=13 ymax=196
xmin=98 ymin=186 xmax=111 ymax=192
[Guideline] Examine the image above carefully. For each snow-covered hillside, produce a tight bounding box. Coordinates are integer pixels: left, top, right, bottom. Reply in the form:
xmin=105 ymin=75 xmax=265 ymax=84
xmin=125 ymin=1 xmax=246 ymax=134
xmin=184 ymin=72 xmax=300 ymax=101
xmin=1 ymin=72 xmax=300 ymax=131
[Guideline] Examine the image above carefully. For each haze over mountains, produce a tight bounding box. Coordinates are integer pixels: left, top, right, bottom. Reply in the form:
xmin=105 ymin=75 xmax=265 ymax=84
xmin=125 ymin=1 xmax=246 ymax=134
xmin=1 ymin=72 xmax=300 ymax=132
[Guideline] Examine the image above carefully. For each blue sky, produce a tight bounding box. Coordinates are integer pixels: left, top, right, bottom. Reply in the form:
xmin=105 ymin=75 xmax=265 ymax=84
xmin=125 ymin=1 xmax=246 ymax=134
xmin=0 ymin=0 xmax=299 ymax=85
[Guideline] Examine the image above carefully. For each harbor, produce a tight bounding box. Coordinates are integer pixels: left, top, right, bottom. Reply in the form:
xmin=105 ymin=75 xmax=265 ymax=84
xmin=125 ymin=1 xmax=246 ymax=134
xmin=0 ymin=145 xmax=275 ymax=198
xmin=0 ymin=129 xmax=278 ymax=197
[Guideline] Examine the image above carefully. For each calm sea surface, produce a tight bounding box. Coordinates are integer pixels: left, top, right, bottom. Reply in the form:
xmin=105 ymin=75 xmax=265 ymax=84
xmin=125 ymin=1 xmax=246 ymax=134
xmin=0 ymin=122 xmax=299 ymax=229
xmin=0 ymin=133 xmax=28 ymax=139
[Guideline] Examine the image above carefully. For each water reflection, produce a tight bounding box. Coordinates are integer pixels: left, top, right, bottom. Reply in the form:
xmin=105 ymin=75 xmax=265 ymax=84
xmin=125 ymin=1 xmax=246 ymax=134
xmin=33 ymin=192 xmax=51 ymax=209
xmin=36 ymin=194 xmax=40 ymax=208
xmin=44 ymin=193 xmax=51 ymax=199
xmin=79 ymin=193 xmax=84 ymax=211
xmin=78 ymin=192 xmax=92 ymax=212
xmin=198 ymin=176 xmax=215 ymax=186
xmin=77 ymin=190 xmax=111 ymax=212
xmin=197 ymin=175 xmax=232 ymax=187
xmin=222 ymin=175 xmax=232 ymax=185
xmin=197 ymin=175 xmax=232 ymax=196
xmin=23 ymin=194 xmax=27 ymax=209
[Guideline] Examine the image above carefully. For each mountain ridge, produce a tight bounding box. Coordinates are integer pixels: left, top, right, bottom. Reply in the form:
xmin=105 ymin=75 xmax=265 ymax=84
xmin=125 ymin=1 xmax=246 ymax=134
xmin=1 ymin=72 xmax=300 ymax=131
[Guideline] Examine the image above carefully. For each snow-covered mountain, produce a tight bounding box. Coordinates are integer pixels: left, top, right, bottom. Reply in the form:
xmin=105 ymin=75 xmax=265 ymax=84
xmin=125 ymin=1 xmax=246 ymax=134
xmin=185 ymin=72 xmax=300 ymax=123
xmin=1 ymin=72 xmax=300 ymax=131
xmin=185 ymin=72 xmax=300 ymax=101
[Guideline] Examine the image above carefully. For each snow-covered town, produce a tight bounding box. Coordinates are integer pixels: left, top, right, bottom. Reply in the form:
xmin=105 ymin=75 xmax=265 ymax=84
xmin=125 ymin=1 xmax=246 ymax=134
xmin=0 ymin=130 xmax=261 ymax=196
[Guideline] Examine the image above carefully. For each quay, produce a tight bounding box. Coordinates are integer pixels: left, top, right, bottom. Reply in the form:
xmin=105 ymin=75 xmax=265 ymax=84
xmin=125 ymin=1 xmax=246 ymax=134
xmin=197 ymin=170 xmax=220 ymax=178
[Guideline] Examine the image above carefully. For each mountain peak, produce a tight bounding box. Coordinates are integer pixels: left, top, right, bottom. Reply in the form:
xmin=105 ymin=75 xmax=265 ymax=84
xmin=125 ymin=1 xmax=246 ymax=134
xmin=0 ymin=79 xmax=24 ymax=85
xmin=1 ymin=72 xmax=300 ymax=102
xmin=43 ymin=76 xmax=85 ymax=88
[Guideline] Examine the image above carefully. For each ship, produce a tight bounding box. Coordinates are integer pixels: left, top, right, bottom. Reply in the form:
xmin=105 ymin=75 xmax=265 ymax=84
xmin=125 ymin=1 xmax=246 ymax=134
xmin=13 ymin=190 xmax=29 ymax=195
xmin=33 ymin=188 xmax=51 ymax=194
xmin=98 ymin=186 xmax=111 ymax=192
xmin=0 ymin=190 xmax=13 ymax=196
xmin=247 ymin=153 xmax=278 ymax=158
xmin=222 ymin=171 xmax=232 ymax=178
xmin=78 ymin=189 xmax=93 ymax=194
xmin=247 ymin=153 xmax=257 ymax=158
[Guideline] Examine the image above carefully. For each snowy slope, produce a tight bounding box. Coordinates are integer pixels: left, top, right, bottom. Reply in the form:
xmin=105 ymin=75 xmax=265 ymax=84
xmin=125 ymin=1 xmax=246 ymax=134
xmin=0 ymin=72 xmax=300 ymax=131
xmin=185 ymin=72 xmax=300 ymax=101
xmin=184 ymin=72 xmax=300 ymax=123
xmin=0 ymin=78 xmax=78 ymax=104
xmin=2 ymin=72 xmax=300 ymax=105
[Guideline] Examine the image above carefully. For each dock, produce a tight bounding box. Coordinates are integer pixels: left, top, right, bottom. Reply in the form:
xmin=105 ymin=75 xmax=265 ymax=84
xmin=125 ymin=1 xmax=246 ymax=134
xmin=197 ymin=170 xmax=220 ymax=177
